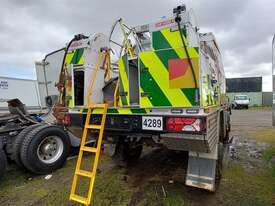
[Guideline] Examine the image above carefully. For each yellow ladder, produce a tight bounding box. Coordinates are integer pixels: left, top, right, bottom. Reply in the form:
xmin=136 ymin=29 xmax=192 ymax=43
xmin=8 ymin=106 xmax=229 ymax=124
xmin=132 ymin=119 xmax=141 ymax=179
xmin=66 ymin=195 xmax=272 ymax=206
xmin=70 ymin=103 xmax=108 ymax=206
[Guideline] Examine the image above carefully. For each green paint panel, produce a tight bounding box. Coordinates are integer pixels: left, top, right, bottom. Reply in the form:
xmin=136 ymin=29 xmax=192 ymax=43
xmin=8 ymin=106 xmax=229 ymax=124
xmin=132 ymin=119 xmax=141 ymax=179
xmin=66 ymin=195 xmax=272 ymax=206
xmin=155 ymin=49 xmax=179 ymax=70
xmin=122 ymin=54 xmax=128 ymax=77
xmin=152 ymin=31 xmax=172 ymax=50
xmin=107 ymin=109 xmax=119 ymax=114
xmin=181 ymin=88 xmax=197 ymax=106
xmin=139 ymin=60 xmax=172 ymax=106
xmin=152 ymin=29 xmax=186 ymax=50
xmin=130 ymin=108 xmax=147 ymax=114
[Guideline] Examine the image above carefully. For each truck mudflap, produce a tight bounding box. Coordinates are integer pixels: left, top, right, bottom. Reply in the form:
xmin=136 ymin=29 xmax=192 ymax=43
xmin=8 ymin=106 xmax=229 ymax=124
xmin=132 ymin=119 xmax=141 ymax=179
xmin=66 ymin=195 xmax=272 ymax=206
xmin=185 ymin=144 xmax=218 ymax=191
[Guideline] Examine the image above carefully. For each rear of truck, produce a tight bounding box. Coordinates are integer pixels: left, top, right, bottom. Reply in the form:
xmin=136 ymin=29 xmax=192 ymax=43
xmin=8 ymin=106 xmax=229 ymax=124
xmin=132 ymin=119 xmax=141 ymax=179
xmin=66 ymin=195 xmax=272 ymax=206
xmin=90 ymin=6 xmax=230 ymax=191
xmin=52 ymin=5 xmax=230 ymax=191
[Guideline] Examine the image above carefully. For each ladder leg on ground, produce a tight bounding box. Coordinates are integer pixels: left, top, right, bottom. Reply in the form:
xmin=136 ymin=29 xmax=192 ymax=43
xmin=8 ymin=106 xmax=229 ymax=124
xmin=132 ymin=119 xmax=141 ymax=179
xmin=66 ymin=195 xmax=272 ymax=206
xmin=70 ymin=103 xmax=108 ymax=206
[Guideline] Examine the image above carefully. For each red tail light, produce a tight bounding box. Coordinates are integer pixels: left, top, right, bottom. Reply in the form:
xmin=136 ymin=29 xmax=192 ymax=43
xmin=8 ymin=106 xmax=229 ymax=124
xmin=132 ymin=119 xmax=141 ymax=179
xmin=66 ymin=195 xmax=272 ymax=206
xmin=166 ymin=117 xmax=204 ymax=132
xmin=63 ymin=113 xmax=71 ymax=126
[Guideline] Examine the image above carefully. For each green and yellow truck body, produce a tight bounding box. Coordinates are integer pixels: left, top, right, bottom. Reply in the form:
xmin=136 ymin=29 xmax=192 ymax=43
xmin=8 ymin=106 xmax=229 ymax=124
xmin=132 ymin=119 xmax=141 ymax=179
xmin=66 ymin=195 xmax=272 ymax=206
xmin=58 ymin=7 xmax=230 ymax=192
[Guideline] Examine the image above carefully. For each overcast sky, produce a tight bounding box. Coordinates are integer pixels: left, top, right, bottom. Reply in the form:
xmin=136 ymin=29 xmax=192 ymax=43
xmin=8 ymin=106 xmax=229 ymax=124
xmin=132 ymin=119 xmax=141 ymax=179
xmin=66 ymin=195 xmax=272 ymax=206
xmin=0 ymin=0 xmax=274 ymax=91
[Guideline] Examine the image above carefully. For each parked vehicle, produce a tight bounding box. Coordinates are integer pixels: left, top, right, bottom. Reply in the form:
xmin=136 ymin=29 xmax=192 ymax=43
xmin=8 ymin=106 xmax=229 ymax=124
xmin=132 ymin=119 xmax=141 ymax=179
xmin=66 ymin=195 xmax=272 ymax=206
xmin=51 ymin=4 xmax=231 ymax=192
xmin=1 ymin=5 xmax=231 ymax=193
xmin=0 ymin=99 xmax=74 ymax=178
xmin=0 ymin=76 xmax=41 ymax=111
xmin=232 ymin=94 xmax=250 ymax=109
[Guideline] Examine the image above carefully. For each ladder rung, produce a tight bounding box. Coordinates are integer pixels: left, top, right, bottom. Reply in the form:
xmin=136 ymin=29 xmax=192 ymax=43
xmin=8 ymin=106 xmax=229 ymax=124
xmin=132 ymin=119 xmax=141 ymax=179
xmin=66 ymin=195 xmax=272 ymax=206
xmin=76 ymin=169 xmax=94 ymax=178
xmin=70 ymin=194 xmax=88 ymax=205
xmin=86 ymin=124 xmax=102 ymax=130
xmin=81 ymin=146 xmax=97 ymax=153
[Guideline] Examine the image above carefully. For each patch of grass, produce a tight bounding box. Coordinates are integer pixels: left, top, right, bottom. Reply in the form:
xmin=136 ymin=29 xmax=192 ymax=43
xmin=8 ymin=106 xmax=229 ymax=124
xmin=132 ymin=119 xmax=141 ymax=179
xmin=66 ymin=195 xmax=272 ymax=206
xmin=263 ymin=148 xmax=275 ymax=162
xmin=1 ymin=152 xmax=275 ymax=206
xmin=263 ymin=148 xmax=275 ymax=178
xmin=248 ymin=106 xmax=272 ymax=111
xmin=133 ymin=182 xmax=188 ymax=206
xmin=219 ymin=164 xmax=275 ymax=206
xmin=251 ymin=128 xmax=275 ymax=146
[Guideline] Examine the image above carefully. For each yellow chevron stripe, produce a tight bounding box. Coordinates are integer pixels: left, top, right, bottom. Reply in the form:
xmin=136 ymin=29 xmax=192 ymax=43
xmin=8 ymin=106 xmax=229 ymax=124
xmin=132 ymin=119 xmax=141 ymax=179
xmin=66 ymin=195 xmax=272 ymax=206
xmin=117 ymin=108 xmax=132 ymax=114
xmin=78 ymin=54 xmax=84 ymax=64
xmin=160 ymin=28 xmax=199 ymax=58
xmin=139 ymin=87 xmax=153 ymax=107
xmin=140 ymin=52 xmax=192 ymax=107
xmin=92 ymin=108 xmax=103 ymax=114
xmin=118 ymin=58 xmax=129 ymax=105
xmin=65 ymin=52 xmax=74 ymax=65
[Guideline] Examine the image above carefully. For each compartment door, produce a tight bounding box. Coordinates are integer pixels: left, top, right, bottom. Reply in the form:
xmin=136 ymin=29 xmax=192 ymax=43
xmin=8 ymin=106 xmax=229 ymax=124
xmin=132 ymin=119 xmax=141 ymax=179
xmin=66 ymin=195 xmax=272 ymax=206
xmin=139 ymin=48 xmax=199 ymax=108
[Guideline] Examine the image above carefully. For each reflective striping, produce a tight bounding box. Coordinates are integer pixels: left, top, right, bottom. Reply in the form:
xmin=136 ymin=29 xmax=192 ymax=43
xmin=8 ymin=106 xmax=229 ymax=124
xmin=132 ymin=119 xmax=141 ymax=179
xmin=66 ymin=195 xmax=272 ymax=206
xmin=139 ymin=60 xmax=172 ymax=106
xmin=65 ymin=52 xmax=74 ymax=65
xmin=92 ymin=108 xmax=103 ymax=114
xmin=139 ymin=87 xmax=153 ymax=107
xmin=155 ymin=48 xmax=178 ymax=69
xmin=78 ymin=53 xmax=84 ymax=64
xmin=181 ymin=88 xmax=197 ymax=106
xmin=70 ymin=48 xmax=84 ymax=64
xmin=160 ymin=27 xmax=199 ymax=58
xmin=118 ymin=75 xmax=127 ymax=106
xmin=130 ymin=108 xmax=148 ymax=114
xmin=65 ymin=48 xmax=85 ymax=65
xmin=139 ymin=52 xmax=192 ymax=107
xmin=159 ymin=28 xmax=199 ymax=105
xmin=161 ymin=28 xmax=199 ymax=85
xmin=108 ymin=109 xmax=119 ymax=114
xmin=88 ymin=108 xmax=148 ymax=115
xmin=118 ymin=56 xmax=129 ymax=105
xmin=117 ymin=108 xmax=132 ymax=114
xmin=160 ymin=27 xmax=187 ymax=48
xmin=152 ymin=30 xmax=172 ymax=50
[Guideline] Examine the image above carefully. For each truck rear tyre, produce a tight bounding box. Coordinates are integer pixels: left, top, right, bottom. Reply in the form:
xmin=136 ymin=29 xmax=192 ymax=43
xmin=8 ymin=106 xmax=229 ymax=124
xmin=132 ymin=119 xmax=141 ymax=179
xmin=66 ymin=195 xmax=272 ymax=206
xmin=12 ymin=124 xmax=41 ymax=168
xmin=0 ymin=148 xmax=7 ymax=179
xmin=110 ymin=141 xmax=143 ymax=166
xmin=20 ymin=125 xmax=70 ymax=174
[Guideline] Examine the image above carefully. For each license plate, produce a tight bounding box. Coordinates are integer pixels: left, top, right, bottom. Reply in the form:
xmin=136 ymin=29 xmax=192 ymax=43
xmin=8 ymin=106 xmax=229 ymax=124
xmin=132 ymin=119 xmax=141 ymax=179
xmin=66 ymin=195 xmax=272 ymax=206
xmin=142 ymin=116 xmax=163 ymax=131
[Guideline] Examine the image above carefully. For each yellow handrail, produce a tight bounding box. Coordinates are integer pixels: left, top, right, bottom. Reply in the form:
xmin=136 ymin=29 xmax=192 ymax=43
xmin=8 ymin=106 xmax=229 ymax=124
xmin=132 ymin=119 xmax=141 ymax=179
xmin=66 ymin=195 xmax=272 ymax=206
xmin=113 ymin=81 xmax=119 ymax=107
xmin=85 ymin=52 xmax=104 ymax=107
xmin=119 ymin=20 xmax=134 ymax=58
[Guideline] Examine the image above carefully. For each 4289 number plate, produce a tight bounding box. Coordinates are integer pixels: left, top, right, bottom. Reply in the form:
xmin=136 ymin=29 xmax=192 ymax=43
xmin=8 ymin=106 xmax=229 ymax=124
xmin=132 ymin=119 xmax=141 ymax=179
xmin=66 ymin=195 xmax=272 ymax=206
xmin=142 ymin=116 xmax=163 ymax=131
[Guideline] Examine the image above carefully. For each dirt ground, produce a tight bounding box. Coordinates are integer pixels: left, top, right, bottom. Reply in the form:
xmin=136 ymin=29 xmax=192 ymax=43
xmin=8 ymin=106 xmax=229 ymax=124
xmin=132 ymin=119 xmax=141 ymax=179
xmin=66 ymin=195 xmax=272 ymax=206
xmin=0 ymin=109 xmax=274 ymax=206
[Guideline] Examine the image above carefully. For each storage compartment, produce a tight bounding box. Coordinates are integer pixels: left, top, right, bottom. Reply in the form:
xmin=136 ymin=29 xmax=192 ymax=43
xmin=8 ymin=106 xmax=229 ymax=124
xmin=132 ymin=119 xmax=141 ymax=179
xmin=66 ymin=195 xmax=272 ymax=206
xmin=103 ymin=77 xmax=118 ymax=106
xmin=128 ymin=59 xmax=139 ymax=105
xmin=73 ymin=70 xmax=84 ymax=106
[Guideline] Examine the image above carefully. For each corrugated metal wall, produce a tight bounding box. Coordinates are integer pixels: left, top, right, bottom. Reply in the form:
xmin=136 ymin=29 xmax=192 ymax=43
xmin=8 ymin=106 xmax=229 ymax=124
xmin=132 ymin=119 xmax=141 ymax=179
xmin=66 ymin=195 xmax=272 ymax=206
xmin=262 ymin=92 xmax=272 ymax=106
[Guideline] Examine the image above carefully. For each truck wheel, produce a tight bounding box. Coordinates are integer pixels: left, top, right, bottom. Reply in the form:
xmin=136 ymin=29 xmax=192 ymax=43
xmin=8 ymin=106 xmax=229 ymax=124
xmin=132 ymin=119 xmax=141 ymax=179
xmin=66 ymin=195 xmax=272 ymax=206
xmin=20 ymin=125 xmax=70 ymax=174
xmin=111 ymin=141 xmax=143 ymax=166
xmin=0 ymin=148 xmax=7 ymax=179
xmin=12 ymin=124 xmax=41 ymax=168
